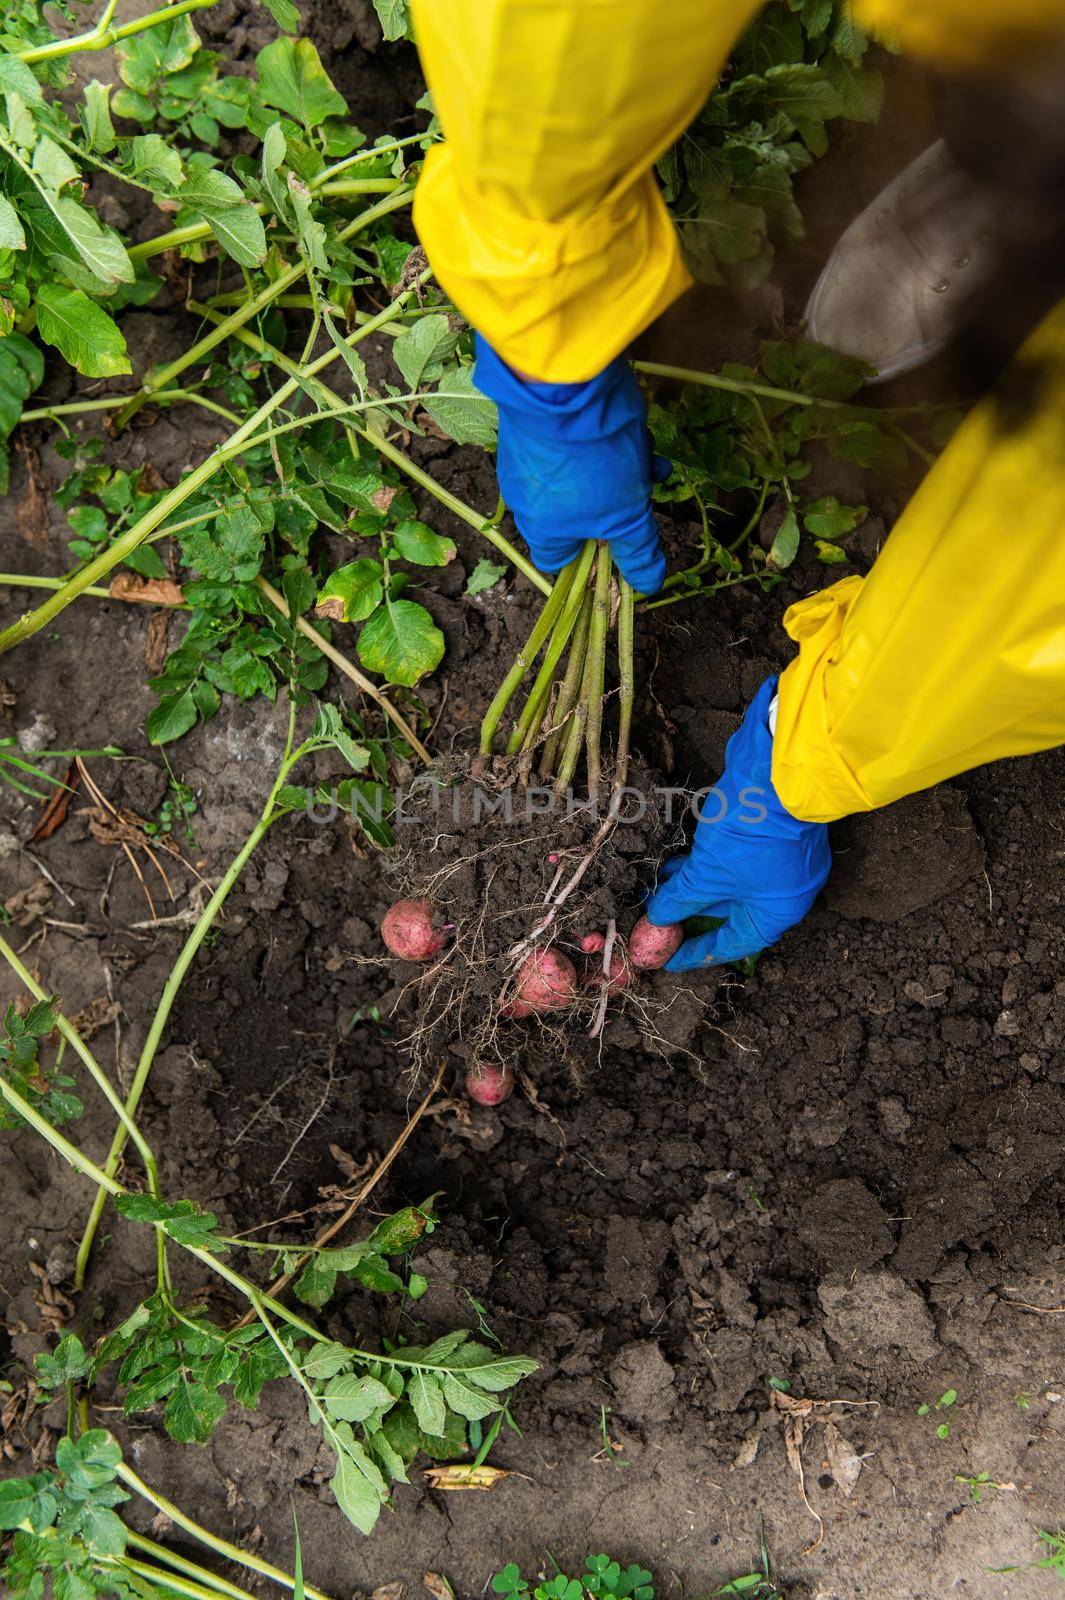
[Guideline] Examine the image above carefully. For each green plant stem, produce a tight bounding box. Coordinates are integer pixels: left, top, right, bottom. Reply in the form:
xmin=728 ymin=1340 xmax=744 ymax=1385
xmin=583 ymin=545 xmax=612 ymax=801
xmin=184 ymin=302 xmax=552 ymax=596
xmin=18 ymin=388 xmax=228 ymax=424
xmin=552 ymin=656 xmax=588 ymax=796
xmin=507 ymin=539 xmax=595 ymax=755
xmin=74 ymin=706 xmax=299 ymax=1288
xmin=16 ymin=0 xmax=217 ymax=61
xmin=0 ymin=272 xmax=429 ymax=658
xmin=118 ymin=1484 xmax=335 ymax=1600
xmin=480 ymin=552 xmax=580 ymax=754
xmin=255 ymin=577 xmax=431 ymax=764
xmin=634 ymin=359 xmax=837 ymax=409
xmin=314 ymin=178 xmax=403 ymax=198
xmin=114 ymin=187 xmax=414 ymax=427
xmin=538 ymin=586 xmax=592 ymax=780
xmin=641 ymin=570 xmax=760 ymax=611
xmin=615 ymin=578 xmax=634 ymax=791
xmin=311 ymin=134 xmax=429 ymax=189
xmin=114 ymin=1556 xmax=255 ymax=1600
xmin=0 ymin=573 xmax=114 ymax=599
xmin=0 ymin=931 xmax=160 ymax=1190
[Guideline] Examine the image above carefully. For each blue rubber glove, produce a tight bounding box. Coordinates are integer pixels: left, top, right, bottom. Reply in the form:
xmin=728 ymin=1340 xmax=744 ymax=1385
xmin=473 ymin=334 xmax=670 ymax=595
xmin=646 ymin=678 xmax=831 ymax=970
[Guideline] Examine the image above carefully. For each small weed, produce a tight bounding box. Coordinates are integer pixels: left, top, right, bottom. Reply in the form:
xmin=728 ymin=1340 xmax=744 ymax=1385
xmin=144 ymin=754 xmax=198 ymax=843
xmin=712 ymin=1521 xmax=785 ymax=1597
xmin=954 ymin=1471 xmax=1007 ymax=1504
xmin=1014 ymin=1390 xmax=1032 ymax=1409
xmin=596 ymin=1404 xmax=629 ymax=1468
xmin=991 ymin=1528 xmax=1065 ymax=1581
xmin=493 ymin=1556 xmax=653 ymax=1600
xmin=917 ymin=1388 xmax=957 ymax=1437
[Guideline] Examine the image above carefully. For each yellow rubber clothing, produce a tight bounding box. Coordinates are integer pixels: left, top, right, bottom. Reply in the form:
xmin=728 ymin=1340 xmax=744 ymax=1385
xmin=772 ymin=301 xmax=1065 ymax=822
xmin=411 ymin=0 xmax=1065 ymax=820
xmin=411 ymin=0 xmax=1065 ymax=378
xmin=409 ymin=0 xmax=762 ymax=380
xmin=850 ymin=0 xmax=1065 ymax=71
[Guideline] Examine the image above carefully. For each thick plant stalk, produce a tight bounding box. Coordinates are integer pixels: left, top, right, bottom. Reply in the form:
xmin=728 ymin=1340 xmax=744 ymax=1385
xmin=480 ymin=553 xmax=582 ymax=754
xmin=185 ymin=303 xmax=551 ymax=597
xmin=507 ymin=540 xmax=595 ymax=755
xmin=583 ymin=545 xmax=613 ymax=801
xmin=114 ymin=1557 xmax=255 ymax=1600
xmin=633 ymin=359 xmax=832 ymax=409
xmin=539 ymin=585 xmax=593 ymax=779
xmin=111 ymin=188 xmax=414 ymax=430
xmin=16 ymin=0 xmax=217 ymax=61
xmin=123 ymin=1534 xmax=262 ymax=1600
xmin=119 ymin=1484 xmax=334 ymax=1600
xmin=0 ymin=272 xmax=430 ymax=657
xmin=74 ymin=710 xmax=300 ymax=1287
xmin=615 ymin=577 xmax=635 ymax=791
xmin=0 ymin=932 xmax=159 ymax=1191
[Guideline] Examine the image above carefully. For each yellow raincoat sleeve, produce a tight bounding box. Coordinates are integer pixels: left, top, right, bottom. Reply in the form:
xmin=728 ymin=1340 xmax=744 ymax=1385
xmin=850 ymin=0 xmax=1065 ymax=71
xmin=771 ymin=300 xmax=1065 ymax=822
xmin=408 ymin=0 xmax=762 ymax=381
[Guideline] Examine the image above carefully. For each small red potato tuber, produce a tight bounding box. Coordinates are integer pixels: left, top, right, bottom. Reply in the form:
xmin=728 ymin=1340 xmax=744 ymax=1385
xmin=380 ymin=898 xmax=449 ymax=961
xmin=466 ymin=1063 xmax=514 ymax=1105
xmin=512 ymin=945 xmax=578 ymax=1013
xmin=629 ymin=915 xmax=683 ymax=970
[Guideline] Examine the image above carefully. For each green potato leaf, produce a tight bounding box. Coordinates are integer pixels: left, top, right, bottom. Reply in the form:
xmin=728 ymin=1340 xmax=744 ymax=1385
xmin=392 ymin=519 xmax=455 ymax=567
xmin=35 ymin=286 xmax=131 ymax=379
xmin=421 ymin=366 xmax=498 ymax=447
xmin=356 ymin=599 xmax=444 ymax=687
xmin=256 ymin=37 xmax=347 ymax=129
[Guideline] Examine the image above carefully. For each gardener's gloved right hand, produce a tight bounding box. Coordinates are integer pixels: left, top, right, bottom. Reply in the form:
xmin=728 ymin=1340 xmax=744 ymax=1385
xmin=473 ymin=335 xmax=669 ymax=595
xmin=646 ymin=677 xmax=832 ymax=969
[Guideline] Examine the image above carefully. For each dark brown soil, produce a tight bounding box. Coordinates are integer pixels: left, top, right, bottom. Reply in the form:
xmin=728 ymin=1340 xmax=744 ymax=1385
xmin=2 ymin=21 xmax=1064 ymax=1600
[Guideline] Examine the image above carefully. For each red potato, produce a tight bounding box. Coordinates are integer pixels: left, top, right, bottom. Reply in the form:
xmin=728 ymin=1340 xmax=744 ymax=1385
xmin=380 ymin=898 xmax=449 ymax=962
xmin=580 ymin=935 xmax=632 ymax=995
xmin=513 ymin=945 xmax=578 ymax=1012
xmin=629 ymin=915 xmax=683 ymax=970
xmin=466 ymin=1063 xmax=514 ymax=1105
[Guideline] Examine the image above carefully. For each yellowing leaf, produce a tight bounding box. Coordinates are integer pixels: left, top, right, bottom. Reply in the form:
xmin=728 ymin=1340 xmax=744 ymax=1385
xmin=422 ymin=1464 xmax=510 ymax=1492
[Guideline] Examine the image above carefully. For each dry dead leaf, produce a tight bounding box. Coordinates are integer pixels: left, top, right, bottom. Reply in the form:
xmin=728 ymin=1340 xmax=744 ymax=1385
xmin=28 ymin=1261 xmax=75 ymax=1334
xmin=372 ymin=1582 xmax=405 ymax=1600
xmin=329 ymin=1143 xmax=374 ymax=1184
xmin=824 ymin=1421 xmax=862 ymax=1497
xmin=423 ymin=1574 xmax=455 ymax=1600
xmin=145 ymin=609 xmax=171 ymax=674
xmin=4 ymin=881 xmax=52 ymax=927
xmin=68 ymin=997 xmax=121 ymax=1041
xmin=29 ymin=764 xmax=77 ymax=842
xmin=422 ymin=1464 xmax=511 ymax=1492
xmin=109 ymin=573 xmax=186 ymax=607
xmin=372 ymin=485 xmax=399 ymax=513
xmin=731 ymin=1431 xmax=762 ymax=1470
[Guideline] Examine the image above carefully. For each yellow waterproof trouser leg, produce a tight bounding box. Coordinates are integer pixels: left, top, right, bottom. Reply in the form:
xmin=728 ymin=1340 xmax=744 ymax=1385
xmin=772 ymin=302 xmax=1065 ymax=822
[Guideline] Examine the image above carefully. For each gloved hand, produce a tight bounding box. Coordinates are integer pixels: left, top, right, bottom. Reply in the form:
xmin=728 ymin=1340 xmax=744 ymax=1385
xmin=473 ymin=334 xmax=670 ymax=595
xmin=646 ymin=678 xmax=831 ymax=969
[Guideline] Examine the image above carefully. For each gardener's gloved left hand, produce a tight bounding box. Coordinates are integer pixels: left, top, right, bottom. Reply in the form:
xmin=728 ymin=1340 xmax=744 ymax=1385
xmin=646 ymin=678 xmax=831 ymax=969
xmin=473 ymin=335 xmax=670 ymax=595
